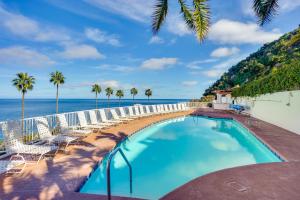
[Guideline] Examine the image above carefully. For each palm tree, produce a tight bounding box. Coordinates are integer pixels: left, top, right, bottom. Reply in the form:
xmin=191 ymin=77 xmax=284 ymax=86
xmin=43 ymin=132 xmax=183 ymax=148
xmin=152 ymin=0 xmax=279 ymax=42
xmin=12 ymin=73 xmax=35 ymax=132
xmin=92 ymin=84 xmax=101 ymax=109
xmin=50 ymin=71 xmax=65 ymax=114
xmin=130 ymin=88 xmax=138 ymax=101
xmin=253 ymin=0 xmax=279 ymax=25
xmin=145 ymin=89 xmax=152 ymax=101
xmin=116 ymin=89 xmax=124 ymax=107
xmin=105 ymin=87 xmax=113 ymax=108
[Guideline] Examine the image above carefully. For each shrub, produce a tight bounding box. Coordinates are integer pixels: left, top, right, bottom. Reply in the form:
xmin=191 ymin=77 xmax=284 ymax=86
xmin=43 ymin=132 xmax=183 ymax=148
xmin=232 ymin=61 xmax=300 ymax=97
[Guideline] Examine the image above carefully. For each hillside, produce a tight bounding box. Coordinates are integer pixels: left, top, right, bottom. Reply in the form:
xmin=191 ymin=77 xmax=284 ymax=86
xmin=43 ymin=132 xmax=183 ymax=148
xmin=203 ymin=26 xmax=300 ymax=96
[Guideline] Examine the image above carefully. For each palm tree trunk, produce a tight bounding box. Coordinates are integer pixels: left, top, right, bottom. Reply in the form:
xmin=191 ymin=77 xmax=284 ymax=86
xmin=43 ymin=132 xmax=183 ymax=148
xmin=96 ymin=93 xmax=98 ymax=109
xmin=56 ymin=84 xmax=59 ymax=114
xmin=148 ymin=96 xmax=149 ymax=101
xmin=119 ymin=98 xmax=121 ymax=107
xmin=21 ymin=92 xmax=25 ymax=134
xmin=108 ymin=96 xmax=110 ymax=108
xmin=133 ymin=95 xmax=134 ymax=101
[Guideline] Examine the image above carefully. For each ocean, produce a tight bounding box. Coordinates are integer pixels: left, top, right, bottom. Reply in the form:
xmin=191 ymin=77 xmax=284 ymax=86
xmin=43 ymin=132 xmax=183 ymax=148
xmin=0 ymin=99 xmax=188 ymax=122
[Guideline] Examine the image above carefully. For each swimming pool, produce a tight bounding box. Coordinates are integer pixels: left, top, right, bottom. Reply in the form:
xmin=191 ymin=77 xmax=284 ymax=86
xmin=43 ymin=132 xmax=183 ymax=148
xmin=80 ymin=116 xmax=281 ymax=199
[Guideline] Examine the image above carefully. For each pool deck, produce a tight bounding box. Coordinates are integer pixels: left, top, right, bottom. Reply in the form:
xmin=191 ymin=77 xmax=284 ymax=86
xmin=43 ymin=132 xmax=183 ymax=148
xmin=1 ymin=108 xmax=300 ymax=200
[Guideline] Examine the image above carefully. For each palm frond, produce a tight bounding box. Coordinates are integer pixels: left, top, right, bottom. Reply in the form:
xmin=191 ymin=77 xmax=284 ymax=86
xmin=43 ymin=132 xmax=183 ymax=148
xmin=12 ymin=73 xmax=35 ymax=93
xmin=253 ymin=0 xmax=279 ymax=25
xmin=193 ymin=0 xmax=210 ymax=42
xmin=178 ymin=0 xmax=195 ymax=30
xmin=152 ymin=0 xmax=168 ymax=34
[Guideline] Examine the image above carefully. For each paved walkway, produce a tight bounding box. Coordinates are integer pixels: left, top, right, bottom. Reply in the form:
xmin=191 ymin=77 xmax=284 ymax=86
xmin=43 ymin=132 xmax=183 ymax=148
xmin=162 ymin=108 xmax=300 ymax=200
xmin=0 ymin=111 xmax=191 ymax=200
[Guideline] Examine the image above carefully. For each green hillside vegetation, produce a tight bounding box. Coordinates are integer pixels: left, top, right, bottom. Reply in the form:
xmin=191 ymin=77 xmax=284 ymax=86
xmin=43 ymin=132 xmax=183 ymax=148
xmin=204 ymin=26 xmax=300 ymax=97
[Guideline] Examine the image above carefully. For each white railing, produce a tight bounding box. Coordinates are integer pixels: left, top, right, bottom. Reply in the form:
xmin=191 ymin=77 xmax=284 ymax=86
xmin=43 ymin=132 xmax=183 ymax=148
xmin=0 ymin=102 xmax=189 ymax=157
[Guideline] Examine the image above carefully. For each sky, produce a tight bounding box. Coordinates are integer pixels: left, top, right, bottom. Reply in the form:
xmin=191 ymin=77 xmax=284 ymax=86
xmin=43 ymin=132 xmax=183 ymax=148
xmin=0 ymin=0 xmax=300 ymax=99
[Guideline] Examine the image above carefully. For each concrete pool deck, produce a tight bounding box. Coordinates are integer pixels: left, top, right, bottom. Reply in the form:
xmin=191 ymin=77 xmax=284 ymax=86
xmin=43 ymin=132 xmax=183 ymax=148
xmin=1 ymin=108 xmax=300 ymax=199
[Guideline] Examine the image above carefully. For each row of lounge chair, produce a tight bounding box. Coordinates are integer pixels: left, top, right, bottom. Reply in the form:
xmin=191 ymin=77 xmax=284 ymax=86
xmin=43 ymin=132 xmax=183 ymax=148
xmin=0 ymin=103 xmax=189 ymax=174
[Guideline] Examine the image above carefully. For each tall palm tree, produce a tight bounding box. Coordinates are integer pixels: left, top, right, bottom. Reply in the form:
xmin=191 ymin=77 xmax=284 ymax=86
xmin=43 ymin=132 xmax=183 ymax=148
xmin=50 ymin=71 xmax=65 ymax=114
xmin=130 ymin=88 xmax=138 ymax=101
xmin=116 ymin=89 xmax=124 ymax=107
xmin=12 ymin=73 xmax=35 ymax=132
xmin=105 ymin=87 xmax=113 ymax=108
xmin=152 ymin=0 xmax=279 ymax=42
xmin=145 ymin=89 xmax=152 ymax=101
xmin=91 ymin=84 xmax=101 ymax=109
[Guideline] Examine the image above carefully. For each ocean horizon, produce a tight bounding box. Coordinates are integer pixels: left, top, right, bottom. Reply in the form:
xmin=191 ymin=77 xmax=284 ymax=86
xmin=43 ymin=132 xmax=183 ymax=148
xmin=0 ymin=99 xmax=189 ymax=121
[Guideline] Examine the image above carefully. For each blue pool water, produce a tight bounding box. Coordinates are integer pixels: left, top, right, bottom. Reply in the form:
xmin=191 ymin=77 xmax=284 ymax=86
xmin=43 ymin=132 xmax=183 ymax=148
xmin=80 ymin=116 xmax=281 ymax=199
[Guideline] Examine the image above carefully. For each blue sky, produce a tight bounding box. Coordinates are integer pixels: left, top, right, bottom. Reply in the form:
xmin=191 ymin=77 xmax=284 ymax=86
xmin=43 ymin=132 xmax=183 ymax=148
xmin=0 ymin=0 xmax=299 ymax=99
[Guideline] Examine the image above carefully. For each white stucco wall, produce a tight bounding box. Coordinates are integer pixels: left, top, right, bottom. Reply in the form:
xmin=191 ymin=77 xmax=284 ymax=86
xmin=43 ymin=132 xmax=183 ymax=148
xmin=235 ymin=90 xmax=300 ymax=134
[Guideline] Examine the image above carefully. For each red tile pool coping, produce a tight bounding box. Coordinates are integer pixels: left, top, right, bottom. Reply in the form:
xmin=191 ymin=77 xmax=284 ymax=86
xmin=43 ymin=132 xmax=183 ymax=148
xmin=1 ymin=108 xmax=300 ymax=200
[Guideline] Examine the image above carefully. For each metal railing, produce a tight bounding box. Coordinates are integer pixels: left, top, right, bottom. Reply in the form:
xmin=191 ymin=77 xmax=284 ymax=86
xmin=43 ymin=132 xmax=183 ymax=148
xmin=0 ymin=102 xmax=189 ymax=157
xmin=106 ymin=146 xmax=132 ymax=200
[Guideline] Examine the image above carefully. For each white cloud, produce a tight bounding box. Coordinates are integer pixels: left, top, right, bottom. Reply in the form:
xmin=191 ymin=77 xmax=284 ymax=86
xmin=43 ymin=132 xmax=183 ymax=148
xmin=202 ymin=69 xmax=224 ymax=78
xmin=201 ymin=55 xmax=247 ymax=78
xmin=0 ymin=46 xmax=55 ymax=67
xmin=60 ymin=44 xmax=105 ymax=59
xmin=211 ymin=47 xmax=240 ymax=58
xmin=166 ymin=14 xmax=192 ymax=36
xmin=0 ymin=6 xmax=70 ymax=42
xmin=85 ymin=0 xmax=153 ymax=22
xmin=187 ymin=59 xmax=218 ymax=70
xmin=208 ymin=19 xmax=282 ymax=44
xmin=182 ymin=81 xmax=198 ymax=87
xmin=96 ymin=64 xmax=135 ymax=72
xmin=101 ymin=80 xmax=120 ymax=88
xmin=85 ymin=27 xmax=121 ymax=46
xmin=149 ymin=36 xmax=164 ymax=44
xmin=280 ymin=0 xmax=300 ymax=11
xmin=140 ymin=58 xmax=178 ymax=70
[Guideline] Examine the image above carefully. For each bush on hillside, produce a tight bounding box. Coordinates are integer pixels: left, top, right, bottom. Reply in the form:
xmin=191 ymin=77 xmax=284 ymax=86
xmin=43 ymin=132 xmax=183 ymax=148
xmin=232 ymin=61 xmax=300 ymax=97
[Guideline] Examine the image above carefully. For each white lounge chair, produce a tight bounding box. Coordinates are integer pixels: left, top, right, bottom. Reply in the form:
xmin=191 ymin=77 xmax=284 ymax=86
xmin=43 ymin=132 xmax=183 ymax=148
xmin=0 ymin=159 xmax=26 ymax=174
xmin=88 ymin=110 xmax=113 ymax=127
xmin=110 ymin=109 xmax=130 ymax=122
xmin=98 ymin=109 xmax=120 ymax=125
xmin=172 ymin=104 xmax=178 ymax=112
xmin=183 ymin=103 xmax=189 ymax=110
xmin=77 ymin=111 xmax=105 ymax=129
xmin=156 ymin=105 xmax=163 ymax=114
xmin=2 ymin=121 xmax=58 ymax=164
xmin=168 ymin=104 xmax=175 ymax=113
xmin=159 ymin=105 xmax=167 ymax=114
xmin=139 ymin=105 xmax=151 ymax=116
xmin=119 ymin=107 xmax=134 ymax=120
xmin=35 ymin=117 xmax=79 ymax=150
xmin=151 ymin=105 xmax=159 ymax=115
xmin=182 ymin=103 xmax=188 ymax=110
xmin=163 ymin=104 xmax=172 ymax=114
xmin=178 ymin=103 xmax=183 ymax=111
xmin=56 ymin=114 xmax=91 ymax=136
xmin=145 ymin=105 xmax=153 ymax=116
xmin=134 ymin=106 xmax=147 ymax=117
xmin=128 ymin=106 xmax=140 ymax=119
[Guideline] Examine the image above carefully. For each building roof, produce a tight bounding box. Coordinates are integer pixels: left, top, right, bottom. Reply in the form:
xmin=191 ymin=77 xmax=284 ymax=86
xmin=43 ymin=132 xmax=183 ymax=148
xmin=212 ymin=89 xmax=232 ymax=95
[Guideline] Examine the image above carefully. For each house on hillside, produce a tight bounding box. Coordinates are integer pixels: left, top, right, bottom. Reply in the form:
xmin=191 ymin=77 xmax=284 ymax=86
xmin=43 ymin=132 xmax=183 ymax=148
xmin=212 ymin=90 xmax=233 ymax=110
